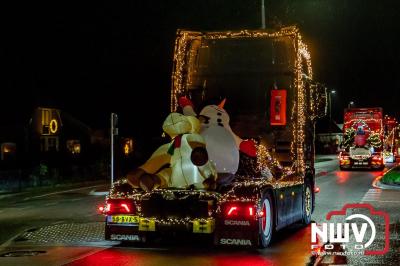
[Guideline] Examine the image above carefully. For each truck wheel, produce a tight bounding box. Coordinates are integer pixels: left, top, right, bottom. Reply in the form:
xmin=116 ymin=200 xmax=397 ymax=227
xmin=258 ymin=192 xmax=274 ymax=248
xmin=301 ymin=182 xmax=313 ymax=225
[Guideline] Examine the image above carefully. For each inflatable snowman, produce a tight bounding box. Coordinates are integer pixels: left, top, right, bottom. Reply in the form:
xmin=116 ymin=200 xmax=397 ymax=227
xmin=179 ymin=97 xmax=257 ymax=185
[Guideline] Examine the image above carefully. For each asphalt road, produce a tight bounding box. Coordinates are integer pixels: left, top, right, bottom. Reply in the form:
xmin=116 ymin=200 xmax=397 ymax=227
xmin=0 ymin=157 xmax=399 ymax=266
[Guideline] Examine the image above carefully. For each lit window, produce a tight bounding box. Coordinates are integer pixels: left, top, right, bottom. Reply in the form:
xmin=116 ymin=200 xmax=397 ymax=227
xmin=67 ymin=140 xmax=81 ymax=154
xmin=1 ymin=143 xmax=16 ymax=161
xmin=123 ymin=138 xmax=134 ymax=156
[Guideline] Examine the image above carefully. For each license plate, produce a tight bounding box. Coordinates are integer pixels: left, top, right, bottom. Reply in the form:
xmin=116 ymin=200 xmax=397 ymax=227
xmin=109 ymin=215 xmax=139 ymax=224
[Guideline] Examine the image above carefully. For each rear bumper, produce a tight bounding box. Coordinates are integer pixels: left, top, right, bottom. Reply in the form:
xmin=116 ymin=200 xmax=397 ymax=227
xmin=104 ymin=216 xmax=260 ymax=247
xmin=105 ymin=216 xmax=215 ymax=241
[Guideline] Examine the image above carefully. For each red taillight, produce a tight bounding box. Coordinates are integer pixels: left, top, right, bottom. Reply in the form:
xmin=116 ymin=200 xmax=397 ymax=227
xmin=314 ymin=187 xmax=320 ymax=193
xmin=104 ymin=200 xmax=134 ymax=215
xmin=225 ymin=205 xmax=256 ymax=217
xmin=121 ymin=203 xmax=130 ymax=212
xmin=248 ymin=207 xmax=253 ymax=216
xmin=372 ymin=156 xmax=382 ymax=161
xmin=227 ymin=206 xmax=238 ymax=216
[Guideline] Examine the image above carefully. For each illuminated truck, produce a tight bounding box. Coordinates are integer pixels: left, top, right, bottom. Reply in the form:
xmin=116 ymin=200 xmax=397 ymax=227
xmin=339 ymin=108 xmax=384 ymax=170
xmin=101 ymin=26 xmax=326 ymax=248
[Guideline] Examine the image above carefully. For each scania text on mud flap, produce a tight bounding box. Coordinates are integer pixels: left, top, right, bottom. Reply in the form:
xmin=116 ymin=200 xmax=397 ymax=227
xmin=100 ymin=26 xmax=326 ymax=248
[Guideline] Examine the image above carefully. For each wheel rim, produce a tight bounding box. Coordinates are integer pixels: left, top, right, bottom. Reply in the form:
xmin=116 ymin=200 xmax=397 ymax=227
xmin=305 ymin=186 xmax=312 ymax=217
xmin=261 ymin=198 xmax=272 ymax=237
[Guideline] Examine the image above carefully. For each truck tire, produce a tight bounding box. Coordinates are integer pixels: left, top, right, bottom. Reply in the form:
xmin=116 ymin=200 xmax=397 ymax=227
xmin=258 ymin=192 xmax=274 ymax=248
xmin=301 ymin=181 xmax=313 ymax=225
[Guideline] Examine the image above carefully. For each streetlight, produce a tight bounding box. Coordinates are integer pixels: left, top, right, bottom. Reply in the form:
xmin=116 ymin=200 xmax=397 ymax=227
xmin=348 ymin=101 xmax=354 ymax=109
xmin=111 ymin=113 xmax=118 ymax=186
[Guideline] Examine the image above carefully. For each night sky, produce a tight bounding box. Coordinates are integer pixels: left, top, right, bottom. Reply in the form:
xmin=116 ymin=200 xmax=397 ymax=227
xmin=2 ymin=0 xmax=400 ymax=138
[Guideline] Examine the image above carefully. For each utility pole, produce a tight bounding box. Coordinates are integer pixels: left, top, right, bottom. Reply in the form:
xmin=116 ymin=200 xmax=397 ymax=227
xmin=328 ymin=90 xmax=336 ymax=153
xmin=261 ymin=0 xmax=266 ymax=29
xmin=111 ymin=113 xmax=118 ymax=185
xmin=328 ymin=90 xmax=336 ymax=133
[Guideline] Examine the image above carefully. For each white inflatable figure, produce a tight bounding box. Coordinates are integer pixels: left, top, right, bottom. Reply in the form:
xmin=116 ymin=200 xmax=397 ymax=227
xmin=179 ymin=97 xmax=257 ymax=181
xmin=198 ymin=103 xmax=240 ymax=174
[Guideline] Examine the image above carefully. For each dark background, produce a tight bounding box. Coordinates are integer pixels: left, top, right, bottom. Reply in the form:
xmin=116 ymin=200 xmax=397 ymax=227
xmin=2 ymin=0 xmax=400 ymax=137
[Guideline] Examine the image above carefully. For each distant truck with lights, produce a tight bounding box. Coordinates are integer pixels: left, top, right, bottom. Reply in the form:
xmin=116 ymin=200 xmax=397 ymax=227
xmin=339 ymin=108 xmax=384 ymax=170
xmin=100 ymin=26 xmax=326 ymax=248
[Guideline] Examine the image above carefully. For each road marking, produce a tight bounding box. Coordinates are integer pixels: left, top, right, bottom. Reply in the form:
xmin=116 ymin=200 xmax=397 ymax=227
xmin=68 ymin=198 xmax=83 ymax=202
xmin=89 ymin=190 xmax=109 ymax=196
xmin=361 ymin=188 xmax=382 ymax=202
xmin=361 ymin=188 xmax=400 ymax=203
xmin=23 ymin=184 xmax=106 ymax=201
xmin=44 ymin=202 xmax=58 ymax=206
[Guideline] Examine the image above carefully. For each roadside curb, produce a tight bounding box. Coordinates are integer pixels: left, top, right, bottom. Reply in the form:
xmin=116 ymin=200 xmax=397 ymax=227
xmin=22 ymin=184 xmax=108 ymax=201
xmin=374 ymin=180 xmax=400 ymax=191
xmin=0 ymin=192 xmax=28 ymax=200
xmin=89 ymin=190 xmax=109 ymax=196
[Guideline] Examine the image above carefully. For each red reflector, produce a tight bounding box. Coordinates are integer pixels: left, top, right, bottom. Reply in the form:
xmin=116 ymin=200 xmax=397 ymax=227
xmin=314 ymin=187 xmax=320 ymax=193
xmin=227 ymin=206 xmax=238 ymax=216
xmin=248 ymin=207 xmax=253 ymax=216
